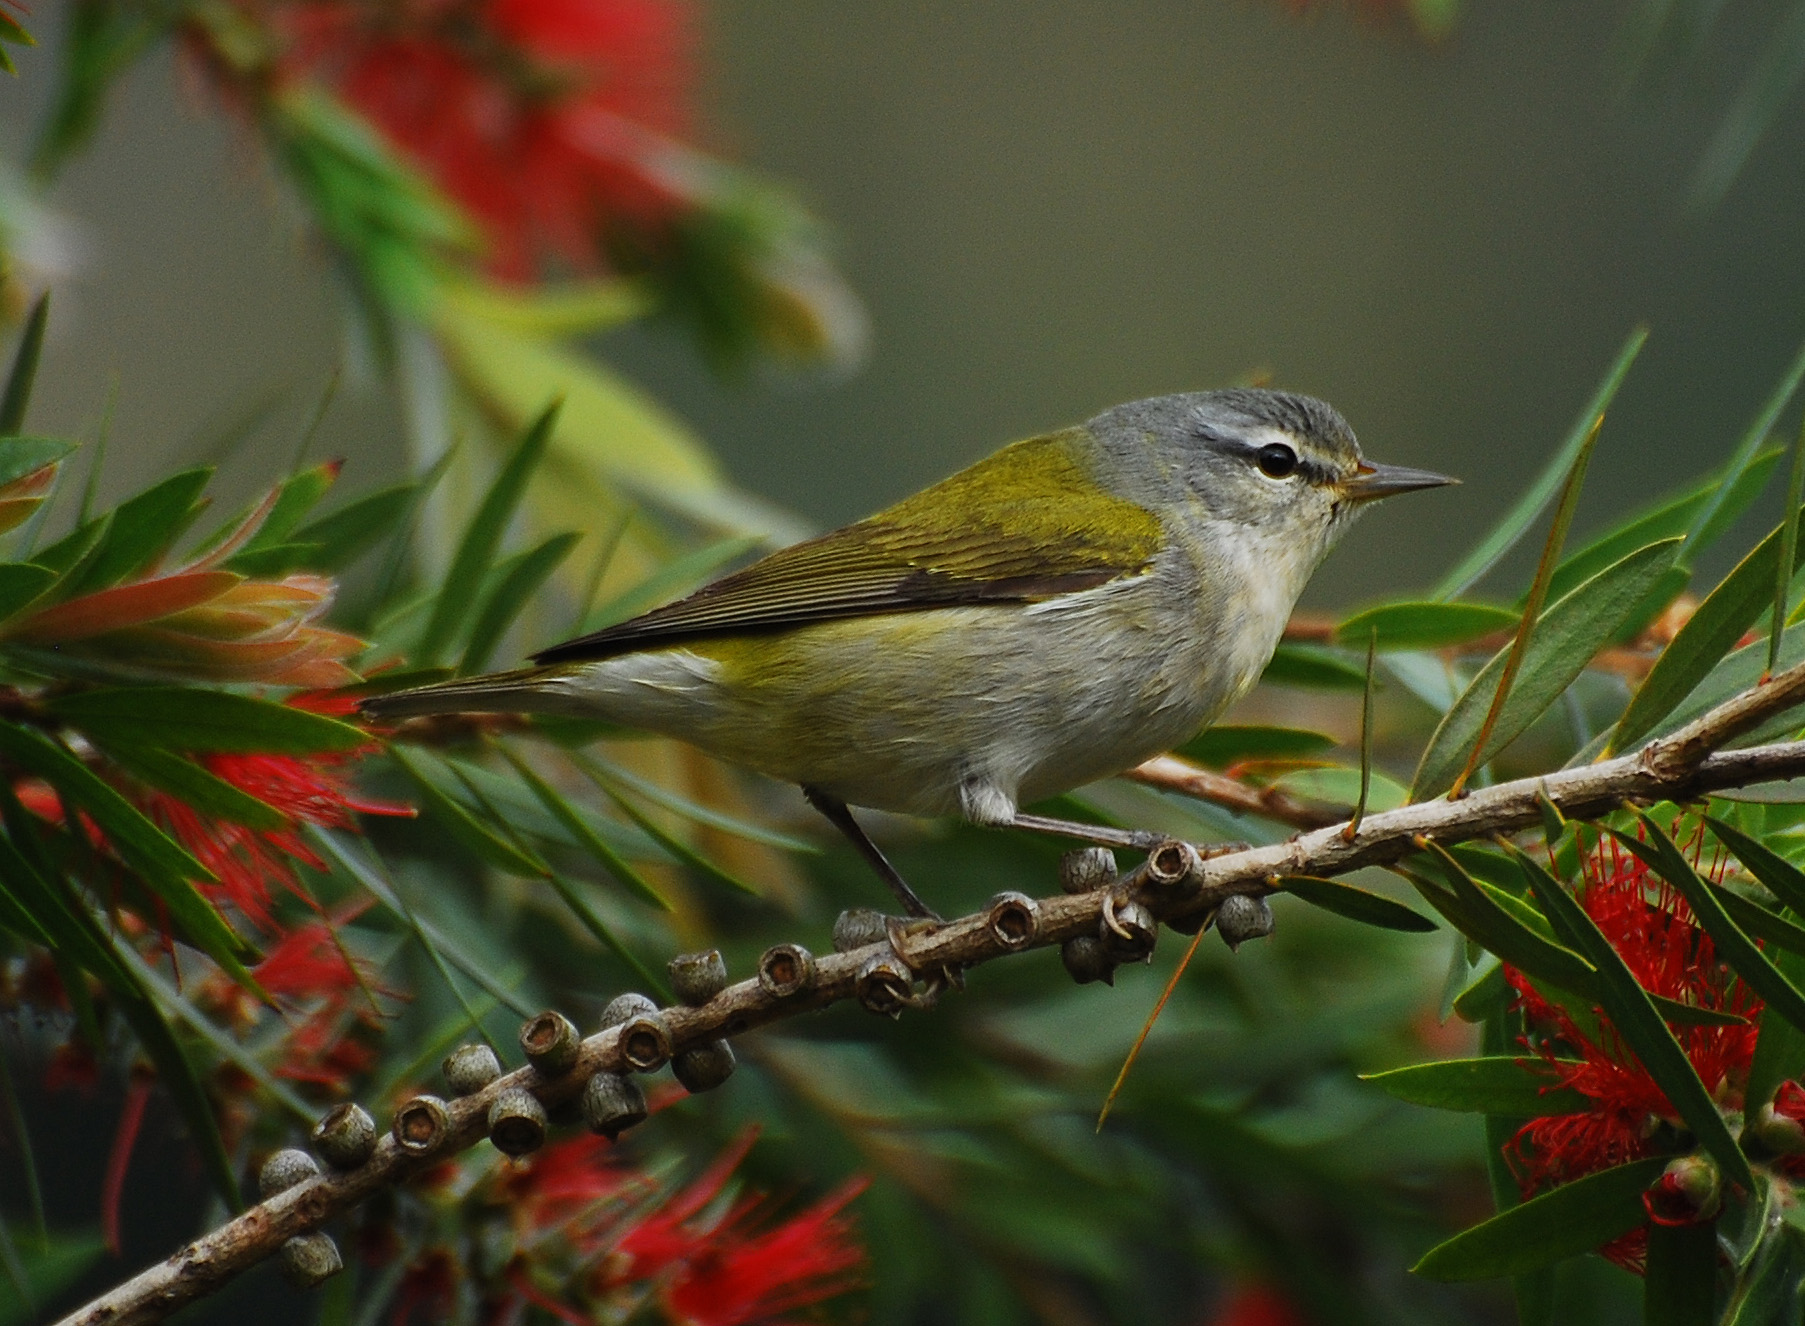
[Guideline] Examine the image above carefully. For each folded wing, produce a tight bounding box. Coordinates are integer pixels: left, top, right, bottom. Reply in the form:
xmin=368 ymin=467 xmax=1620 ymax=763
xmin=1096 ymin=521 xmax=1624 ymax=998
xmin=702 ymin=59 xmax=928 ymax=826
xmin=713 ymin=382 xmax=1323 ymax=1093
xmin=533 ymin=429 xmax=1164 ymax=664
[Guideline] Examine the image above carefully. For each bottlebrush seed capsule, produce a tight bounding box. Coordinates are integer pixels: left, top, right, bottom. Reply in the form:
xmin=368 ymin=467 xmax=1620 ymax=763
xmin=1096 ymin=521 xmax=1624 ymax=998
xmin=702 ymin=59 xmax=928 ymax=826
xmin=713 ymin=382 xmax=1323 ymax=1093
xmin=1061 ymin=935 xmax=1117 ymax=986
xmin=673 ymin=1041 xmax=737 ymax=1093
xmin=520 ymin=1010 xmax=581 ymax=1076
xmin=487 ymin=1087 xmax=548 ymax=1157
xmin=311 ymin=1103 xmax=376 ymax=1170
xmin=442 ymin=1042 xmax=502 ymax=1096
xmin=1059 ymin=847 xmax=1116 ymax=894
xmin=392 ymin=1096 xmax=451 ymax=1153
xmin=581 ymin=1070 xmax=648 ymax=1139
xmin=616 ymin=1014 xmax=673 ymax=1073
xmin=600 ymin=992 xmax=660 ymax=1028
xmin=1100 ymin=900 xmax=1157 ymax=964
xmin=985 ymin=891 xmax=1039 ymax=950
xmin=1216 ymin=895 xmax=1275 ymax=951
xmin=279 ymin=1233 xmax=343 ymax=1288
xmin=833 ymin=907 xmax=889 ymax=952
xmin=855 ymin=952 xmax=912 ymax=1017
xmin=258 ymin=1148 xmax=319 ymax=1199
xmin=668 ymin=949 xmax=729 ymax=1006
xmin=1145 ymin=839 xmax=1203 ymax=893
xmin=758 ymin=943 xmax=816 ymax=997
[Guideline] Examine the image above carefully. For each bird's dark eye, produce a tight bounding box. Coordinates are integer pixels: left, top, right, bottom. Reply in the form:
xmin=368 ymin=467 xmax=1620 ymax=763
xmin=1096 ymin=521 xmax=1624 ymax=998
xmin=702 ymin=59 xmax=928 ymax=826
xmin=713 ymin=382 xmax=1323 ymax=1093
xmin=1256 ymin=443 xmax=1299 ymax=478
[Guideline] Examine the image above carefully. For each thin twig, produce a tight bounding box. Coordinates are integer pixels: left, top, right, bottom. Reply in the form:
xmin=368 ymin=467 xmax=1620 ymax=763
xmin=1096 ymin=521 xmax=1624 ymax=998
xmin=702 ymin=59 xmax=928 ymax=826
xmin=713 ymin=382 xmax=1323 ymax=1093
xmin=55 ymin=700 xmax=1805 ymax=1325
xmin=1124 ymin=755 xmax=1343 ymax=830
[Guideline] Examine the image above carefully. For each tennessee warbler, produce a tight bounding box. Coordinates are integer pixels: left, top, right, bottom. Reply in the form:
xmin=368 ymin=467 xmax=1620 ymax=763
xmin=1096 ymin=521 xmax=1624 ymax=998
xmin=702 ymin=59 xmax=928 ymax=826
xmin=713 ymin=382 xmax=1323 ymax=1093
xmin=365 ymin=389 xmax=1452 ymax=915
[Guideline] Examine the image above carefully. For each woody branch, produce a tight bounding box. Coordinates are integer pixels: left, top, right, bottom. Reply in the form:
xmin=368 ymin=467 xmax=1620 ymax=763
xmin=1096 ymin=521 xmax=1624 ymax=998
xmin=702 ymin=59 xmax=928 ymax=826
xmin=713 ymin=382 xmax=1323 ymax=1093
xmin=55 ymin=660 xmax=1805 ymax=1326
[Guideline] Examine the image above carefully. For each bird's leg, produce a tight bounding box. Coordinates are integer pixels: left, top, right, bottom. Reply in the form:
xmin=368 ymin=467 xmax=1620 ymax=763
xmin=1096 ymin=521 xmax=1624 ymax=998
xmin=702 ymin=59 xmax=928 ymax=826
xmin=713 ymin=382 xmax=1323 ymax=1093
xmin=803 ymin=787 xmax=941 ymax=921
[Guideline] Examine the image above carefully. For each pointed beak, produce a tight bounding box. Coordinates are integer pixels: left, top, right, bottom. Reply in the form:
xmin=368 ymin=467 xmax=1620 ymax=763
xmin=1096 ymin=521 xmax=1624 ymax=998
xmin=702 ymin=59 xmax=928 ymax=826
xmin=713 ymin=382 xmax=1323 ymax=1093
xmin=1340 ymin=461 xmax=1458 ymax=503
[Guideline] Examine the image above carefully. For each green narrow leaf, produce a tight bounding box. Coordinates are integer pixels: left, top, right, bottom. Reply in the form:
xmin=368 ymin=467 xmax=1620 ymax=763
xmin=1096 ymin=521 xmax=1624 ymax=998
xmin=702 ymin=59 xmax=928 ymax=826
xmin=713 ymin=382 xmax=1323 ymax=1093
xmin=1713 ymin=885 xmax=1805 ymax=958
xmin=1350 ymin=626 xmax=1377 ymax=834
xmin=1411 ymin=1155 xmax=1668 ymax=1280
xmin=1453 ymin=962 xmax=1508 ymax=1022
xmin=1173 ymin=725 xmax=1336 ymax=768
xmin=386 ymin=746 xmax=549 ymax=878
xmin=1412 ymin=539 xmax=1682 ymax=798
xmin=494 ymin=744 xmax=668 ymax=909
xmin=418 ymin=402 xmax=560 ymax=662
xmin=541 ymin=867 xmax=671 ymax=1000
xmin=576 ymin=753 xmax=819 ymax=852
xmin=1406 ymin=849 xmax=1600 ymax=999
xmin=1644 ymin=1218 xmax=1718 ymax=1326
xmin=1545 ymin=448 xmax=1781 ymax=606
xmin=288 ymin=481 xmax=418 ymax=573
xmin=1509 ymin=846 xmax=1754 ymax=1190
xmin=1332 ymin=601 xmax=1517 ymax=652
xmin=1279 ymin=876 xmax=1436 ymax=932
xmin=1774 ymin=418 xmax=1805 ymax=677
xmin=1689 ymin=335 xmax=1805 ymax=551
xmin=30 ymin=510 xmax=108 ymax=578
xmin=0 ymin=563 xmax=54 ymax=622
xmin=1448 ymin=409 xmax=1609 ymax=799
xmin=571 ymin=754 xmax=759 ymax=897
xmin=1433 ymin=327 xmax=1648 ymax=599
xmin=120 ymin=946 xmax=315 ymax=1123
xmin=307 ymin=827 xmax=537 ymax=1020
xmin=1615 ymin=506 xmax=1805 ymax=752
xmin=1708 ymin=815 xmax=1805 ymax=915
xmin=0 ymin=438 xmax=75 ymax=490
xmin=1361 ymin=1056 xmax=1589 ymax=1114
xmin=46 ymin=688 xmax=368 ymax=754
xmin=0 ymin=295 xmax=48 ymax=435
xmin=459 ymin=531 xmax=581 ymax=675
xmin=1612 ymin=817 xmax=1805 ymax=1036
xmin=1259 ymin=642 xmax=1366 ymax=690
xmin=225 ymin=460 xmax=342 ymax=562
xmin=56 ymin=467 xmax=213 ymax=597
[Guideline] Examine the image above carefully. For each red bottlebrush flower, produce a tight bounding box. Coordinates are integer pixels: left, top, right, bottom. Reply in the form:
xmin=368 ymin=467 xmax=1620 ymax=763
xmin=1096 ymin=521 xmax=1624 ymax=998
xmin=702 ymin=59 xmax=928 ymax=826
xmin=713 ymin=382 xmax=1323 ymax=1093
xmin=604 ymin=1128 xmax=867 ymax=1325
xmin=1506 ymin=831 xmax=1758 ymax=1198
xmin=261 ymin=0 xmax=695 ymax=279
xmin=659 ymin=1178 xmax=868 ymax=1326
xmin=1502 ymin=827 xmax=1760 ymax=1271
xmin=136 ymin=712 xmax=411 ymax=933
xmin=496 ymin=1132 xmax=635 ymax=1240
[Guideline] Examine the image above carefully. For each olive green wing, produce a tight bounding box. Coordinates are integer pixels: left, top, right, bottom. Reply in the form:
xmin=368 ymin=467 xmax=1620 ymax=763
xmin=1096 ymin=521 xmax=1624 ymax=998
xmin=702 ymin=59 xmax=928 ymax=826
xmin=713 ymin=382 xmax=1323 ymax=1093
xmin=533 ymin=429 xmax=1163 ymax=664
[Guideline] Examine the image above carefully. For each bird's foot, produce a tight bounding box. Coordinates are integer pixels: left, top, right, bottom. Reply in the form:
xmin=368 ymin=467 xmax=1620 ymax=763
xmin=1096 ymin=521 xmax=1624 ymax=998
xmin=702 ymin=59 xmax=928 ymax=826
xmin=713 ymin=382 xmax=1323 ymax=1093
xmin=883 ymin=915 xmax=966 ymax=996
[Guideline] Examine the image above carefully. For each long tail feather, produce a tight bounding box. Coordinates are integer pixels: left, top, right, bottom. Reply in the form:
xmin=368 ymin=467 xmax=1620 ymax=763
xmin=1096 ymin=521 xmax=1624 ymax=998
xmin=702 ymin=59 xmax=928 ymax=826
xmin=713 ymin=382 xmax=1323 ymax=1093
xmin=359 ymin=667 xmax=568 ymax=721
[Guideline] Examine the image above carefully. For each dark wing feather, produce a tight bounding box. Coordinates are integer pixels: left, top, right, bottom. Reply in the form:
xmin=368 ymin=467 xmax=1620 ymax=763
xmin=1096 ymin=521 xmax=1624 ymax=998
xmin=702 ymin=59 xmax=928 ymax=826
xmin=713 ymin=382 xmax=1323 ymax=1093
xmin=533 ymin=429 xmax=1164 ymax=664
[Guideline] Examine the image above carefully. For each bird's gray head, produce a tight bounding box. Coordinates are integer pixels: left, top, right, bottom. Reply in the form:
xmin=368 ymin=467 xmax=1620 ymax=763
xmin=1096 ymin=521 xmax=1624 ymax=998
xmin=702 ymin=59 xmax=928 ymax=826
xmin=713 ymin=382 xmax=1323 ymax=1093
xmin=1086 ymin=388 xmax=1453 ymax=553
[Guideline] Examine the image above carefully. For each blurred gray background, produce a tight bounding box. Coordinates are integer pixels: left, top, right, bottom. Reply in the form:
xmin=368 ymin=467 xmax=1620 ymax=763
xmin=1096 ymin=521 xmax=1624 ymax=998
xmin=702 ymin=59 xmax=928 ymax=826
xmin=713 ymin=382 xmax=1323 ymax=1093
xmin=3 ymin=0 xmax=1804 ymax=610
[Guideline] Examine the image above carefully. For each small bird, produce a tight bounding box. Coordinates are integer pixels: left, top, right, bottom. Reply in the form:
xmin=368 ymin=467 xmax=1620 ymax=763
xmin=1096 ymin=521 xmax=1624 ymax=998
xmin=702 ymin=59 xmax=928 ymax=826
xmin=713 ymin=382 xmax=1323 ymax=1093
xmin=364 ymin=390 xmax=1451 ymax=916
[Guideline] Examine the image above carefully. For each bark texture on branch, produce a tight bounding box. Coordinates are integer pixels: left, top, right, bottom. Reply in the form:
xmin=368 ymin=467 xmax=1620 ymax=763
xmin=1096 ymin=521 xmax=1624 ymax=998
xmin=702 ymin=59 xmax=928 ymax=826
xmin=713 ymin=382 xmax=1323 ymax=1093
xmin=56 ymin=716 xmax=1805 ymax=1326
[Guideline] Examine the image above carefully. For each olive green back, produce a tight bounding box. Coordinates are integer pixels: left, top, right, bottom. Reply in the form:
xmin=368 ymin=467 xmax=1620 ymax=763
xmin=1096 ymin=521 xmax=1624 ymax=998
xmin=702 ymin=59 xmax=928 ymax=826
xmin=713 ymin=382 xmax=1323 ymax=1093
xmin=534 ymin=428 xmax=1163 ymax=664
